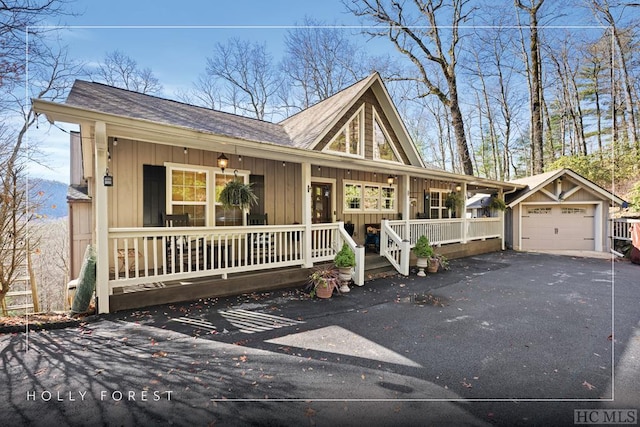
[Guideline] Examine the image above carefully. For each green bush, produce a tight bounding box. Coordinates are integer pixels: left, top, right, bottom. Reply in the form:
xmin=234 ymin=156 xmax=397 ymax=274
xmin=334 ymin=243 xmax=356 ymax=268
xmin=413 ymin=235 xmax=434 ymax=258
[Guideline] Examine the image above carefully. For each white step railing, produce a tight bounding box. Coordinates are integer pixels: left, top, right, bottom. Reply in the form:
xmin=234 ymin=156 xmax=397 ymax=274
xmin=382 ymin=217 xmax=503 ymax=276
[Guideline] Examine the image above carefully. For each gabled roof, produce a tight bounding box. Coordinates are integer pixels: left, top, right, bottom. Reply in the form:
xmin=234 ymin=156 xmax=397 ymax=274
xmin=507 ymin=168 xmax=626 ymax=207
xmin=65 ymin=80 xmax=293 ymax=147
xmin=279 ymin=74 xmax=376 ymax=149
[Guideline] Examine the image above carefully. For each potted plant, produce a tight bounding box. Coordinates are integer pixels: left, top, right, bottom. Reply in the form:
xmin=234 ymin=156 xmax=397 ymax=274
xmin=306 ymin=267 xmax=340 ymax=299
xmin=334 ymin=243 xmax=355 ymax=293
xmin=431 ymin=254 xmax=451 ymax=270
xmin=219 ymin=178 xmax=258 ymax=210
xmin=413 ymin=235 xmax=434 ymax=277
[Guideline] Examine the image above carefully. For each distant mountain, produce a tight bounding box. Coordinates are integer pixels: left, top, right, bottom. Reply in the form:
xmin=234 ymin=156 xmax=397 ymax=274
xmin=29 ymin=179 xmax=69 ymax=219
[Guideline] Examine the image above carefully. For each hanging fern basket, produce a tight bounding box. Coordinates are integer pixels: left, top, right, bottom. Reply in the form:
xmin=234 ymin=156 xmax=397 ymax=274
xmin=218 ymin=175 xmax=258 ymax=210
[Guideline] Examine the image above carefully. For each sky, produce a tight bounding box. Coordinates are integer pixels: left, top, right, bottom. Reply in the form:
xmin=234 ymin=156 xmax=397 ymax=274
xmin=27 ymin=0 xmax=606 ymax=184
xmin=29 ymin=0 xmax=375 ymax=183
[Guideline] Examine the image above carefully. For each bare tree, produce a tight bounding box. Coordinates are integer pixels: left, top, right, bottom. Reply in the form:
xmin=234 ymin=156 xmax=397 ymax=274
xmin=515 ymin=0 xmax=546 ymax=174
xmin=282 ymin=17 xmax=370 ymax=110
xmin=90 ymin=50 xmax=163 ymax=95
xmin=0 ymin=42 xmax=81 ymax=308
xmin=589 ymin=0 xmax=639 ymax=159
xmin=0 ymin=0 xmax=72 ymax=95
xmin=345 ymin=0 xmax=475 ymax=175
xmin=203 ymin=38 xmax=281 ymax=120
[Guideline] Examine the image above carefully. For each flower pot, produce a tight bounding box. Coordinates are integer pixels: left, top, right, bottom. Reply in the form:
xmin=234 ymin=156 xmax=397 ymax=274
xmin=416 ymin=257 xmax=429 ymax=277
xmin=337 ymin=267 xmax=352 ymax=293
xmin=427 ymin=258 xmax=439 ymax=273
xmin=315 ymin=280 xmax=335 ymax=299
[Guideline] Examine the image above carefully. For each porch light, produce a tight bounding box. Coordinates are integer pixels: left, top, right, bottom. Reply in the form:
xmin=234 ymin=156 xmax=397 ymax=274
xmin=217 ymin=153 xmax=229 ymax=172
xmin=387 ymin=175 xmax=394 ymax=185
xmin=104 ymin=169 xmax=113 ymax=187
xmin=456 ymin=184 xmax=462 ymax=192
xmin=113 ymin=137 xmax=118 ymax=146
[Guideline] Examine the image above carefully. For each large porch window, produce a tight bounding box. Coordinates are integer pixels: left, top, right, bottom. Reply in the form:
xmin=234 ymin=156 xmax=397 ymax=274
xmin=326 ymin=105 xmax=364 ymax=157
xmin=429 ymin=189 xmax=451 ymax=219
xmin=344 ymin=180 xmax=396 ymax=213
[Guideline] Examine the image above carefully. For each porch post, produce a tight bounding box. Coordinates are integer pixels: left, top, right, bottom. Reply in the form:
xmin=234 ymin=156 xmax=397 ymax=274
xmin=499 ymin=188 xmax=505 ymax=250
xmin=462 ymin=182 xmax=468 ymax=243
xmin=301 ymin=162 xmax=313 ymax=268
xmin=94 ymin=121 xmax=110 ymax=314
xmin=402 ymin=174 xmax=410 ymax=240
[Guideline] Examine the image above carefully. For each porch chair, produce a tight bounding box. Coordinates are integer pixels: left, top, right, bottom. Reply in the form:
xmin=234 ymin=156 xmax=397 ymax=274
xmin=162 ymin=213 xmax=190 ymax=272
xmin=247 ymin=213 xmax=274 ymax=262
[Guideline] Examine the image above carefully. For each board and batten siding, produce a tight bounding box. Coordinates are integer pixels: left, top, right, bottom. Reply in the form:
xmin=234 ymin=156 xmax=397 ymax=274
xmin=107 ymin=139 xmax=302 ymax=228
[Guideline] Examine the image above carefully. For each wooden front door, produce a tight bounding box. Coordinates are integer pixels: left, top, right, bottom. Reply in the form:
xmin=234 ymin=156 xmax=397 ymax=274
xmin=311 ymin=183 xmax=331 ymax=224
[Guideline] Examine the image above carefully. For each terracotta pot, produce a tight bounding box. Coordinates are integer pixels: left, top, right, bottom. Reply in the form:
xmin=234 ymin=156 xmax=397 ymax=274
xmin=315 ymin=280 xmax=335 ymax=298
xmin=427 ymin=258 xmax=439 ymax=273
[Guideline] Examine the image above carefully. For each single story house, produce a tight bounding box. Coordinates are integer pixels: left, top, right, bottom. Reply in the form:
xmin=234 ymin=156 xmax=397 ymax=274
xmin=505 ymin=168 xmax=625 ymax=252
xmin=34 ymin=72 xmax=520 ymax=314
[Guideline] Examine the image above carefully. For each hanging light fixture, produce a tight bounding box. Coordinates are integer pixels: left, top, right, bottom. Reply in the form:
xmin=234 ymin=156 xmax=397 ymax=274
xmin=217 ymin=153 xmax=229 ymax=172
xmin=104 ymin=168 xmax=113 ymax=187
xmin=387 ymin=175 xmax=394 ymax=185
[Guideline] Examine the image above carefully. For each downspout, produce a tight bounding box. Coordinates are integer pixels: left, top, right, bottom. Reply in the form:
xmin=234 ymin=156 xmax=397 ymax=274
xmin=502 ymin=186 xmax=519 ymax=251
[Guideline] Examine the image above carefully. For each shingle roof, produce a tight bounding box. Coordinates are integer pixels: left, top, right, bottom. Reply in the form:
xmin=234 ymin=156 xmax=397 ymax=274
xmin=279 ymin=73 xmax=377 ymax=149
xmin=65 ymin=80 xmax=293 ymax=146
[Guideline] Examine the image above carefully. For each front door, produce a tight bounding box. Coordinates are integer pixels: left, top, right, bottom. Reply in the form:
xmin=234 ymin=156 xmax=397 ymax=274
xmin=311 ymin=183 xmax=331 ymax=224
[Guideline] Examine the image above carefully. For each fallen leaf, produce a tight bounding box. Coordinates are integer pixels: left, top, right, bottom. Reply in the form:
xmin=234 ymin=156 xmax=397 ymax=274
xmin=582 ymin=381 xmax=596 ymax=390
xmin=152 ymin=351 xmax=168 ymax=358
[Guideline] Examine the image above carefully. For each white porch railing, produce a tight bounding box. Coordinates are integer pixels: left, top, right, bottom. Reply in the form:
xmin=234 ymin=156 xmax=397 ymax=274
xmin=610 ymin=218 xmax=640 ymax=242
xmin=108 ymin=222 xmax=365 ymax=293
xmin=381 ymin=217 xmax=503 ymax=275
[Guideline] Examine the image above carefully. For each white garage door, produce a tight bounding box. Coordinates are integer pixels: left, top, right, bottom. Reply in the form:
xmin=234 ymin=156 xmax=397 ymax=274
xmin=521 ymin=205 xmax=595 ymax=251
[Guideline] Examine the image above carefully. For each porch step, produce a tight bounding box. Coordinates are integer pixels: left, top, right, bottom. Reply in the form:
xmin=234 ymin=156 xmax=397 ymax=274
xmin=364 ymin=254 xmax=396 ymax=276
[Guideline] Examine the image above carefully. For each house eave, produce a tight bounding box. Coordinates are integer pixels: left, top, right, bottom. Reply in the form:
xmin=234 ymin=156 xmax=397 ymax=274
xmin=33 ymin=98 xmax=517 ymax=189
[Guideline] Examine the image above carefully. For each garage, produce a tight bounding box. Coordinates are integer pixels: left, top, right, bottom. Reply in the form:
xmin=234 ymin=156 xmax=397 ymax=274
xmin=506 ymin=168 xmax=625 ymax=253
xmin=521 ymin=204 xmax=595 ymax=250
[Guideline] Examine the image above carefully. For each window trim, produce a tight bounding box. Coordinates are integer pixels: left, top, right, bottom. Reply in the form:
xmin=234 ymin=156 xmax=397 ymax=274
xmin=324 ymin=104 xmax=365 ymax=159
xmin=165 ymin=163 xmax=213 ymax=226
xmin=344 ymin=179 xmax=397 ymax=214
xmin=372 ymin=107 xmax=402 ymax=164
xmin=429 ymin=189 xmax=452 ymax=219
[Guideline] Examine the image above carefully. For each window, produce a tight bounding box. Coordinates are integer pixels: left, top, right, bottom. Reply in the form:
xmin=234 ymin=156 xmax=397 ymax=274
xmin=345 ymin=180 xmax=396 ymax=213
xmin=373 ymin=109 xmax=399 ymax=162
xmin=561 ymin=207 xmax=586 ymax=214
xmin=429 ymin=190 xmax=451 ymax=219
xmin=168 ymin=166 xmax=208 ymax=226
xmin=527 ymin=207 xmax=552 ymax=215
xmin=214 ymin=172 xmax=249 ymax=226
xmin=364 ymin=185 xmax=380 ymax=211
xmin=345 ymin=183 xmax=362 ymax=210
xmin=326 ymin=106 xmax=364 ymax=157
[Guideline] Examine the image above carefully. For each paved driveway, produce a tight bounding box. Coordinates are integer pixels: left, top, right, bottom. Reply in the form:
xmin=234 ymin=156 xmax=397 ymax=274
xmin=2 ymin=251 xmax=638 ymax=426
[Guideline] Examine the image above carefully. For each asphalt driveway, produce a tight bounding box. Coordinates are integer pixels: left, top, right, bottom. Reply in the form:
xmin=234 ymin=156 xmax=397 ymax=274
xmin=2 ymin=251 xmax=639 ymax=426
